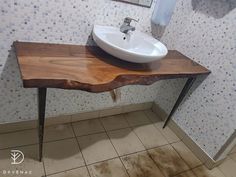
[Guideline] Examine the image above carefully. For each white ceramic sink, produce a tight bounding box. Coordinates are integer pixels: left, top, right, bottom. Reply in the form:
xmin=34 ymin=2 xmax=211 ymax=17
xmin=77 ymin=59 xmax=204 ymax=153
xmin=92 ymin=25 xmax=168 ymax=63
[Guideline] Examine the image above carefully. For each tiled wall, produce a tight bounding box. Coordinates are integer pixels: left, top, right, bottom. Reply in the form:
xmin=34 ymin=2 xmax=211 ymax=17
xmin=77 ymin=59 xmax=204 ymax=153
xmin=154 ymin=0 xmax=236 ymax=159
xmin=0 ymin=0 xmax=235 ymax=159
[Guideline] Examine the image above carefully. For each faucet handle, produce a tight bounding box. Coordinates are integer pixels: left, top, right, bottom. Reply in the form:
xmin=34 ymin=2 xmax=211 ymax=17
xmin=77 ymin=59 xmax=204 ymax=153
xmin=124 ymin=17 xmax=139 ymax=24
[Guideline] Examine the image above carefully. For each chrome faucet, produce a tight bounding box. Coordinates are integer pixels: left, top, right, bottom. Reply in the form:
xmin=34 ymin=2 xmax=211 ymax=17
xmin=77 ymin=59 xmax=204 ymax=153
xmin=120 ymin=17 xmax=138 ymax=34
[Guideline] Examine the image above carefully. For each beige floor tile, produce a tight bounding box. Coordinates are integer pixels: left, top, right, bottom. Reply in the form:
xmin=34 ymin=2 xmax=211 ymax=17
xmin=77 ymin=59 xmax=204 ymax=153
xmin=218 ymin=157 xmax=236 ymax=177
xmin=48 ymin=167 xmax=90 ymax=177
xmin=88 ymin=158 xmax=129 ymax=177
xmin=0 ymin=129 xmax=37 ymax=149
xmin=230 ymin=145 xmax=236 ymax=154
xmin=100 ymin=114 xmax=129 ymax=131
xmin=44 ymin=123 xmax=74 ymax=142
xmin=72 ymin=119 xmax=105 ymax=136
xmin=108 ymin=128 xmax=145 ymax=156
xmin=0 ymin=145 xmax=45 ymax=177
xmin=144 ymin=110 xmax=162 ymax=123
xmin=43 ymin=138 xmax=85 ymax=175
xmin=172 ymin=141 xmax=202 ymax=168
xmin=77 ymin=133 xmax=117 ymax=165
xmin=121 ymin=151 xmax=165 ymax=177
xmin=132 ymin=124 xmax=168 ymax=149
xmin=148 ymin=145 xmax=189 ymax=177
xmin=155 ymin=122 xmax=180 ymax=143
xmin=192 ymin=165 xmax=225 ymax=177
xmin=229 ymin=152 xmax=236 ymax=162
xmin=125 ymin=111 xmax=151 ymax=127
xmin=174 ymin=170 xmax=197 ymax=177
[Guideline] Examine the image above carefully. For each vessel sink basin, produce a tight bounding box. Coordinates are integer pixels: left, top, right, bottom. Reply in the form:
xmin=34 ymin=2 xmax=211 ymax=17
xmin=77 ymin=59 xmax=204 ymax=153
xmin=92 ymin=25 xmax=168 ymax=63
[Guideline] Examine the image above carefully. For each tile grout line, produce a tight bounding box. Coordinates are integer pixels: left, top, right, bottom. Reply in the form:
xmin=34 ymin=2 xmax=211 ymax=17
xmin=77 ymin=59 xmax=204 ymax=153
xmin=127 ymin=121 xmax=167 ymax=177
xmin=171 ymin=169 xmax=198 ymax=177
xmin=0 ymin=136 xmax=84 ymax=151
xmin=0 ymin=110 xmax=222 ymax=176
xmin=45 ymin=166 xmax=90 ymax=177
xmin=43 ymin=140 xmax=87 ymax=175
xmin=100 ymin=113 xmax=131 ymax=132
xmin=144 ymin=110 xmax=182 ymax=144
xmin=217 ymin=163 xmax=229 ymax=177
xmin=0 ymin=142 xmax=40 ymax=151
xmin=0 ymin=110 xmax=152 ymax=150
xmin=153 ymin=113 xmax=184 ymax=143
xmin=98 ymin=117 xmax=132 ymax=177
xmin=70 ymin=122 xmax=92 ymax=177
xmin=16 ymin=135 xmax=205 ymax=174
xmin=69 ymin=116 xmax=229 ymax=177
xmin=42 ymin=158 xmax=47 ymax=177
xmin=170 ymin=141 xmax=203 ymax=167
xmin=134 ymin=111 xmax=201 ymax=177
xmin=0 ymin=126 xmax=129 ymax=151
xmin=218 ymin=154 xmax=236 ymax=177
xmin=0 ymin=127 xmax=37 ymax=135
xmin=72 ymin=129 xmax=106 ymax=138
xmin=146 ymin=110 xmax=206 ymax=172
xmin=0 ymin=107 xmax=150 ymax=136
xmin=190 ymin=164 xmax=211 ymax=177
xmin=169 ymin=142 xmax=192 ymax=169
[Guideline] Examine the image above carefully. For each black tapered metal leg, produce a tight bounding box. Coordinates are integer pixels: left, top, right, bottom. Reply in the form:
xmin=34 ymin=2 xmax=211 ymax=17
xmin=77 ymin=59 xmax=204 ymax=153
xmin=163 ymin=77 xmax=196 ymax=128
xmin=38 ymin=88 xmax=47 ymax=161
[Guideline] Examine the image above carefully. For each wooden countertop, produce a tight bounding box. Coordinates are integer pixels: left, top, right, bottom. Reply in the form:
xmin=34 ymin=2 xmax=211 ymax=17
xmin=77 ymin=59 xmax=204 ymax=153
xmin=14 ymin=41 xmax=210 ymax=92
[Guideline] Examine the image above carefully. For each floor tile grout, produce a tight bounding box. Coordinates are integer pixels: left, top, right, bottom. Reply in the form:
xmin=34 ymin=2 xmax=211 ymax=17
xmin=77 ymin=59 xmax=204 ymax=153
xmin=0 ymin=110 xmax=230 ymax=177
xmin=0 ymin=122 xmax=169 ymax=152
xmin=0 ymin=136 xmax=78 ymax=151
xmin=217 ymin=160 xmax=230 ymax=177
xmin=98 ymin=117 xmax=132 ymax=177
xmin=43 ymin=147 xmax=208 ymax=177
xmin=144 ymin=111 xmax=182 ymax=144
xmin=0 ymin=142 xmax=39 ymax=151
xmin=74 ymin=130 xmax=106 ymax=138
xmin=170 ymin=141 xmax=203 ymax=167
xmin=100 ymin=114 xmax=131 ymax=132
xmin=0 ymin=110 xmax=159 ymax=150
xmin=42 ymin=158 xmax=47 ymax=177
xmin=0 ymin=122 xmax=75 ymax=136
xmin=0 ymin=127 xmax=37 ymax=135
xmin=45 ymin=166 xmax=88 ymax=177
xmin=127 ymin=117 xmax=167 ymax=177
xmin=171 ymin=169 xmax=197 ymax=177
xmin=70 ymin=122 xmax=92 ymax=177
xmin=169 ymin=143 xmax=192 ymax=169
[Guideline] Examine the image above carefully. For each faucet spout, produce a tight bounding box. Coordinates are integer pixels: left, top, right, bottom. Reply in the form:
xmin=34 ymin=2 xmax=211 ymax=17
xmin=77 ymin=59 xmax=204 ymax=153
xmin=120 ymin=25 xmax=135 ymax=34
xmin=120 ymin=17 xmax=138 ymax=34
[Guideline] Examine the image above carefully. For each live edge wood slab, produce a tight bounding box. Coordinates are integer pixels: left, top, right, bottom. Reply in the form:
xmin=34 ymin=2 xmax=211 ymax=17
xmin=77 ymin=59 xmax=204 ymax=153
xmin=14 ymin=41 xmax=210 ymax=93
xmin=14 ymin=41 xmax=210 ymax=161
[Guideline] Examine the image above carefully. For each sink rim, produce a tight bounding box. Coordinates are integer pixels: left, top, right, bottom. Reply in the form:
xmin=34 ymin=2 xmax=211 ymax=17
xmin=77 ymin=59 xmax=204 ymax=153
xmin=92 ymin=25 xmax=168 ymax=63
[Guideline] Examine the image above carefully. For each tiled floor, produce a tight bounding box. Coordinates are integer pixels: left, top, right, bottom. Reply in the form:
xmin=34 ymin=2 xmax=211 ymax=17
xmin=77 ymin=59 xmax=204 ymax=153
xmin=0 ymin=109 xmax=235 ymax=177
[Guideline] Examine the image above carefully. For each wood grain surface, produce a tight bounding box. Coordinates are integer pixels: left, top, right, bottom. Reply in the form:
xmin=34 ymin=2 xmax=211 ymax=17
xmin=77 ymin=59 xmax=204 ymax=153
xmin=14 ymin=41 xmax=210 ymax=92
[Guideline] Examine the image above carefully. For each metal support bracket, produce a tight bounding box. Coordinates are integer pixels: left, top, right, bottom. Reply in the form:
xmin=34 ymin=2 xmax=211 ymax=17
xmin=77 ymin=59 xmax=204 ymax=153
xmin=163 ymin=77 xmax=196 ymax=128
xmin=38 ymin=88 xmax=47 ymax=161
